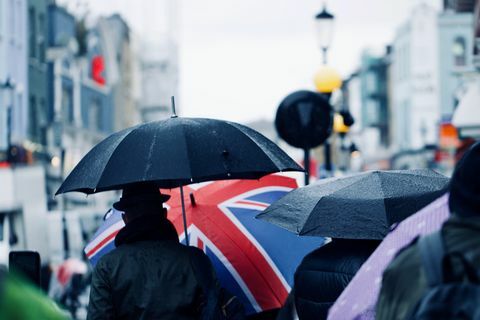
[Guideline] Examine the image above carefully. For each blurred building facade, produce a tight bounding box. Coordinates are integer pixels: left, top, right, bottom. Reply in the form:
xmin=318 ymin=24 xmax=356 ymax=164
xmin=341 ymin=48 xmax=393 ymax=170
xmin=138 ymin=0 xmax=179 ymax=121
xmin=391 ymin=3 xmax=440 ymax=151
xmin=438 ymin=8 xmax=475 ymax=119
xmin=340 ymin=2 xmax=479 ymax=172
xmin=96 ymin=14 xmax=140 ymax=131
xmin=45 ymin=4 xmax=112 ymax=204
xmin=0 ymin=0 xmax=179 ymax=263
xmin=449 ymin=0 xmax=480 ymax=142
xmin=0 ymin=0 xmax=29 ymax=159
xmin=139 ymin=40 xmax=178 ymax=121
xmin=27 ymin=0 xmax=49 ymax=149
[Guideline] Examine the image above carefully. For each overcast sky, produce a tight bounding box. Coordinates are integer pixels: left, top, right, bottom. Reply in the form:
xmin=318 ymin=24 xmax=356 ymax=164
xmin=65 ymin=0 xmax=441 ymax=123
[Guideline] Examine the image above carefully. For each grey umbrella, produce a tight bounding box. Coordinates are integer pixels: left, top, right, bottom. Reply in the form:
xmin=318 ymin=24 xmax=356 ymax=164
xmin=256 ymin=169 xmax=449 ymax=240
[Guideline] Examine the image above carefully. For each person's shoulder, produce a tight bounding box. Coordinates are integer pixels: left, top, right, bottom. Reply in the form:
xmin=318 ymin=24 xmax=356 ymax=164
xmin=178 ymin=244 xmax=207 ymax=259
xmin=180 ymin=245 xmax=211 ymax=265
xmin=94 ymin=245 xmax=127 ymax=270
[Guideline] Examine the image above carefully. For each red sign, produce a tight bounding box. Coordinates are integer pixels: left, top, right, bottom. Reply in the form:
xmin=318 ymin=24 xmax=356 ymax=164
xmin=92 ymin=55 xmax=106 ymax=86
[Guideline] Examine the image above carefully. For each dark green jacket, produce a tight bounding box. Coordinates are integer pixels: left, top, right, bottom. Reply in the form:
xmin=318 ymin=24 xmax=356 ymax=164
xmin=376 ymin=215 xmax=480 ymax=320
xmin=87 ymin=215 xmax=222 ymax=320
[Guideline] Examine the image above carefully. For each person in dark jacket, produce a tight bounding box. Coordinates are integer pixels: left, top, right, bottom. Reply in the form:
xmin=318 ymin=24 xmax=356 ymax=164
xmin=87 ymin=183 xmax=224 ymax=320
xmin=277 ymin=239 xmax=380 ymax=320
xmin=376 ymin=142 xmax=480 ymax=320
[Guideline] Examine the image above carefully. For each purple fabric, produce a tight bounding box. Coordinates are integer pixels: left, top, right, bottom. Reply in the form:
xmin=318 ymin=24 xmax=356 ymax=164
xmin=327 ymin=193 xmax=450 ymax=320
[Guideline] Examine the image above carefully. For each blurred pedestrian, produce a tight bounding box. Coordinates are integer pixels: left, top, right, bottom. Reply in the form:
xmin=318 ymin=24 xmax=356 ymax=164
xmin=0 ymin=270 xmax=68 ymax=320
xmin=277 ymin=239 xmax=380 ymax=320
xmin=376 ymin=141 xmax=480 ymax=320
xmin=87 ymin=183 xmax=226 ymax=320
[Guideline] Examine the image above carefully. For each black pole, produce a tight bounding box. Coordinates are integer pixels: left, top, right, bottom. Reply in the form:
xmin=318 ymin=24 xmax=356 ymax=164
xmin=171 ymin=96 xmax=177 ymax=118
xmin=6 ymin=100 xmax=11 ymax=155
xmin=60 ymin=148 xmax=70 ymax=259
xmin=324 ymin=140 xmax=332 ymax=176
xmin=180 ymin=185 xmax=189 ymax=245
xmin=322 ymin=47 xmax=328 ymax=65
xmin=304 ymin=148 xmax=310 ymax=185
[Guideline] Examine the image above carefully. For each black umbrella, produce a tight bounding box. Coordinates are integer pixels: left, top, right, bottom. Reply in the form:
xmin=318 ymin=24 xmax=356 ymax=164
xmin=56 ymin=115 xmax=303 ymax=244
xmin=256 ymin=169 xmax=449 ymax=240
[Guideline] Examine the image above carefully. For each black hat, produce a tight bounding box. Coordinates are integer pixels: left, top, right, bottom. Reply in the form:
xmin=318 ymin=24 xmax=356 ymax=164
xmin=449 ymin=141 xmax=480 ymax=217
xmin=113 ymin=182 xmax=170 ymax=212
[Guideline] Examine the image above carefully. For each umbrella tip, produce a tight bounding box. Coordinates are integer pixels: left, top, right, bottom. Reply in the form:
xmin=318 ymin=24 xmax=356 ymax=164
xmin=170 ymin=96 xmax=178 ymax=118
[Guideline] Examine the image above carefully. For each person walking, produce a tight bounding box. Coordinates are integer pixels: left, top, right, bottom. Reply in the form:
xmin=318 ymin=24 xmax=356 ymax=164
xmin=277 ymin=239 xmax=380 ymax=320
xmin=376 ymin=142 xmax=480 ymax=320
xmin=87 ymin=183 xmax=224 ymax=320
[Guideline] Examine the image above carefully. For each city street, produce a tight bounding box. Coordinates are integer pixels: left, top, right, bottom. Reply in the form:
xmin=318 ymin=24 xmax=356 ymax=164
xmin=1 ymin=0 xmax=480 ymax=319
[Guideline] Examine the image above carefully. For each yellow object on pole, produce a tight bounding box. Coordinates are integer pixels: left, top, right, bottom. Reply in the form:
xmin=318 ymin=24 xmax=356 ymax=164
xmin=333 ymin=113 xmax=349 ymax=133
xmin=314 ymin=65 xmax=342 ymax=93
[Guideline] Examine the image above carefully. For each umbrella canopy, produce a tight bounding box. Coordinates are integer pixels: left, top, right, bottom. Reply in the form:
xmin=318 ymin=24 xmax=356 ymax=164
xmin=166 ymin=174 xmax=325 ymax=314
xmin=83 ymin=175 xmax=325 ymax=315
xmin=256 ymin=169 xmax=449 ymax=240
xmin=327 ymin=193 xmax=450 ymax=320
xmin=56 ymin=117 xmax=303 ymax=195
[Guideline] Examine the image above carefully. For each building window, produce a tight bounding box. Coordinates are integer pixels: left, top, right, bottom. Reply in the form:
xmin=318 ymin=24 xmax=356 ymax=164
xmin=16 ymin=0 xmax=22 ymax=46
xmin=89 ymin=98 xmax=102 ymax=131
xmin=38 ymin=13 xmax=45 ymax=62
xmin=61 ymin=87 xmax=74 ymax=124
xmin=39 ymin=98 xmax=47 ymax=145
xmin=29 ymin=95 xmax=38 ymax=141
xmin=29 ymin=7 xmax=36 ymax=58
xmin=9 ymin=0 xmax=15 ymax=41
xmin=453 ymin=36 xmax=466 ymax=67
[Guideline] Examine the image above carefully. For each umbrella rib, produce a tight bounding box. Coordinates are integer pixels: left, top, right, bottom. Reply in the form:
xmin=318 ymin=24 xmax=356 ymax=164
xmin=375 ymin=172 xmax=389 ymax=227
xmin=228 ymin=122 xmax=285 ymax=172
xmin=93 ymin=126 xmax=138 ymax=191
xmin=179 ymin=120 xmax=194 ymax=182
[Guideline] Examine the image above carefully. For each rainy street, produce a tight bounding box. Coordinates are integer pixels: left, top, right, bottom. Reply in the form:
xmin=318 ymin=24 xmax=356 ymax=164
xmin=1 ymin=1 xmax=480 ymax=319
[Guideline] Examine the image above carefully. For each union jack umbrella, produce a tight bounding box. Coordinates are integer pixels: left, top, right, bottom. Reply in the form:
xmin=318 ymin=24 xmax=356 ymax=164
xmin=85 ymin=174 xmax=325 ymax=315
xmin=165 ymin=174 xmax=325 ymax=314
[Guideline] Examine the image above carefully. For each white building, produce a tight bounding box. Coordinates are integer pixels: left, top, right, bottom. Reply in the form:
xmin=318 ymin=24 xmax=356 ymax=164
xmin=0 ymin=0 xmax=28 ymax=154
xmin=392 ymin=3 xmax=440 ymax=150
xmin=391 ymin=3 xmax=475 ymax=151
xmin=138 ymin=0 xmax=179 ymax=121
xmin=438 ymin=10 xmax=474 ymax=117
xmin=140 ymin=40 xmax=178 ymax=121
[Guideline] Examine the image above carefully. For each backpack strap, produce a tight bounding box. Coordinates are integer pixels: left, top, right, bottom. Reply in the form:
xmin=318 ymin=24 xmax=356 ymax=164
xmin=418 ymin=231 xmax=446 ymax=287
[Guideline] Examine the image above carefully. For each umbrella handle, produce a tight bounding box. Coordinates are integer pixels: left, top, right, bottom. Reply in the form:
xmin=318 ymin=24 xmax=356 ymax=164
xmin=180 ymin=185 xmax=190 ymax=246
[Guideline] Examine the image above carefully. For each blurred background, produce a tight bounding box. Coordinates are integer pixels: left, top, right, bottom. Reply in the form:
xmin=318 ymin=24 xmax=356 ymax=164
xmin=0 ymin=0 xmax=479 ymax=317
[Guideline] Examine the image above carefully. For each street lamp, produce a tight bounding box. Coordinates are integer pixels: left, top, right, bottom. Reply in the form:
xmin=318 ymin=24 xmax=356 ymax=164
xmin=0 ymin=77 xmax=16 ymax=160
xmin=315 ymin=4 xmax=335 ymax=64
xmin=314 ymin=4 xmax=337 ymax=177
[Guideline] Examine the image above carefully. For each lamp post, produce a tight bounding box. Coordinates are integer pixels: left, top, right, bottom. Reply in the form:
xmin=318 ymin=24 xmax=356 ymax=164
xmin=0 ymin=77 xmax=16 ymax=160
xmin=315 ymin=4 xmax=335 ymax=64
xmin=314 ymin=3 xmax=338 ymax=177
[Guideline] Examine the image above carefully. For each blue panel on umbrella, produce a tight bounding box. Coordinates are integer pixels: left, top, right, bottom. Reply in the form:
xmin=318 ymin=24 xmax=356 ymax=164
xmin=205 ymin=246 xmax=257 ymax=315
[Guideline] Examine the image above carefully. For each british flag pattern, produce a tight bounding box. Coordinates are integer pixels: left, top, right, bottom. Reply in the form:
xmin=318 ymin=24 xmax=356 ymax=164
xmin=167 ymin=174 xmax=325 ymax=314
